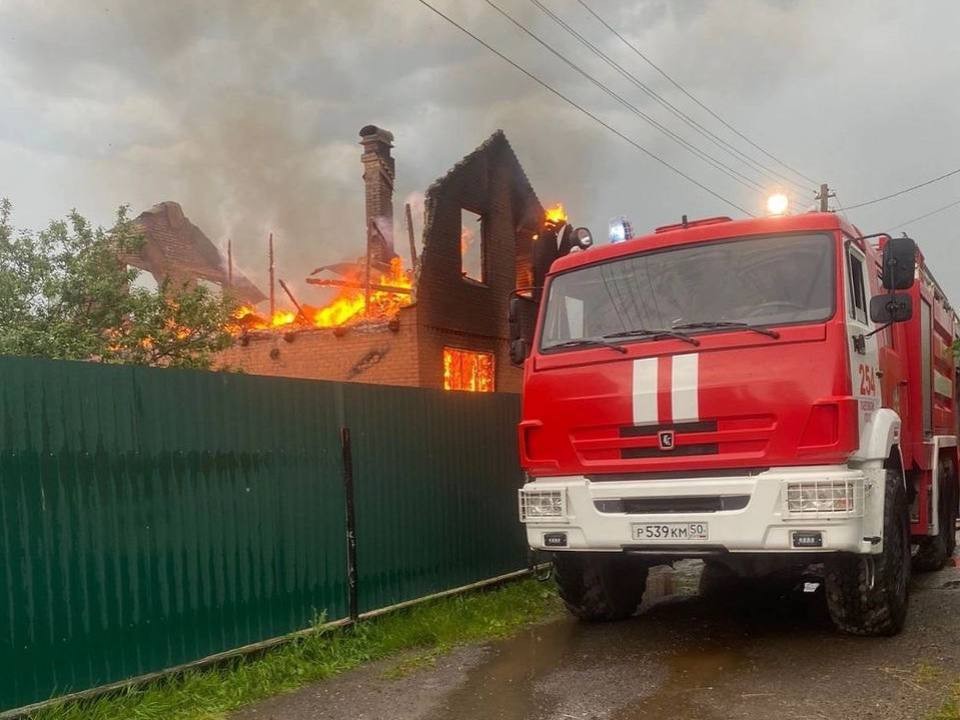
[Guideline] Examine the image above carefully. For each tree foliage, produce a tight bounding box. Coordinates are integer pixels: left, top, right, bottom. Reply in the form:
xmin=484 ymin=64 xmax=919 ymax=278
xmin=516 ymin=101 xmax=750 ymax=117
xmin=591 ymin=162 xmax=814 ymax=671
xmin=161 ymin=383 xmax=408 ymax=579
xmin=0 ymin=200 xmax=236 ymax=368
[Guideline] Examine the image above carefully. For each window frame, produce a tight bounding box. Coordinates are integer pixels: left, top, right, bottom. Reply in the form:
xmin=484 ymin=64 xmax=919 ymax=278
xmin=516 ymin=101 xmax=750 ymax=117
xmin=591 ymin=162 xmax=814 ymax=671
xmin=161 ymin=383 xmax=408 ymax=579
xmin=459 ymin=208 xmax=486 ymax=285
xmin=442 ymin=346 xmax=496 ymax=392
xmin=846 ymin=248 xmax=868 ymax=324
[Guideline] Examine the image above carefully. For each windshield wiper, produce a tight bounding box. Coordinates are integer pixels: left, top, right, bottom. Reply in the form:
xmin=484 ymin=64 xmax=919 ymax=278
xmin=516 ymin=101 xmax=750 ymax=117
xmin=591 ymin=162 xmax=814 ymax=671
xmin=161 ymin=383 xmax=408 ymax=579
xmin=544 ymin=338 xmax=628 ymax=354
xmin=602 ymin=328 xmax=700 ymax=346
xmin=671 ymin=321 xmax=780 ymax=339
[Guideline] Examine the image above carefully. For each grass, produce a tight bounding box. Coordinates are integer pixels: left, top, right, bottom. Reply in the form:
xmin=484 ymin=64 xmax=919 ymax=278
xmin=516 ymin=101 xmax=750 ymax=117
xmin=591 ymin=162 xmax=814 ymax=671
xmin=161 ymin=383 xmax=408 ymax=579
xmin=930 ymin=681 xmax=960 ymax=720
xmin=29 ymin=579 xmax=561 ymax=720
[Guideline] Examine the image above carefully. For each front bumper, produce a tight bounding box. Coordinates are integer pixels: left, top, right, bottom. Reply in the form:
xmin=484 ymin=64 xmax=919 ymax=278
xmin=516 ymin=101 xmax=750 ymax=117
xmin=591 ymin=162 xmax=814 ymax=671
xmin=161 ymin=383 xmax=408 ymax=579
xmin=520 ymin=466 xmax=878 ymax=555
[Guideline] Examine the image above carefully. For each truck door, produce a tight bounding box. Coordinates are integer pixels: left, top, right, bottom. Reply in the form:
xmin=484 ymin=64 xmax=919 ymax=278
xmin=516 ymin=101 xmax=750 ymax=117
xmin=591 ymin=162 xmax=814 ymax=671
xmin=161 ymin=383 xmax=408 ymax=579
xmin=845 ymin=242 xmax=881 ymax=441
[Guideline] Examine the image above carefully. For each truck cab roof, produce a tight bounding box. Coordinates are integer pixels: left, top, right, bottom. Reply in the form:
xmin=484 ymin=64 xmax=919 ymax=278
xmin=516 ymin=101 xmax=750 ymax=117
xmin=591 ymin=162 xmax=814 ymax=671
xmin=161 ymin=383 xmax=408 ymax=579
xmin=549 ymin=212 xmax=860 ymax=275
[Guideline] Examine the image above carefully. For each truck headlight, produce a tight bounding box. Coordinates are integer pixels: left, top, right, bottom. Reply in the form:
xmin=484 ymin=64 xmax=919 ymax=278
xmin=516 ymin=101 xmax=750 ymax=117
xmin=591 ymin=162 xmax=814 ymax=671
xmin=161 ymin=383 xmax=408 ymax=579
xmin=519 ymin=489 xmax=566 ymax=521
xmin=785 ymin=481 xmax=859 ymax=515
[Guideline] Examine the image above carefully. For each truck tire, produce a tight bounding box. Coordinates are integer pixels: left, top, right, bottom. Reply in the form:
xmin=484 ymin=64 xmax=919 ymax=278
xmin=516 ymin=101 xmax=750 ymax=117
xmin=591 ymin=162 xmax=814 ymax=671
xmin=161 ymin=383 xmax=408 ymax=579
xmin=824 ymin=468 xmax=910 ymax=636
xmin=914 ymin=459 xmax=958 ymax=572
xmin=552 ymin=552 xmax=647 ymax=622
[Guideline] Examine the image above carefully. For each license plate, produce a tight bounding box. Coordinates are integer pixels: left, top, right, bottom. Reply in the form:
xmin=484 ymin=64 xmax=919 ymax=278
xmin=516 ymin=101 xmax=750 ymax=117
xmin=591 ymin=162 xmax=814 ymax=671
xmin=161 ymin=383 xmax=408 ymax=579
xmin=632 ymin=522 xmax=709 ymax=542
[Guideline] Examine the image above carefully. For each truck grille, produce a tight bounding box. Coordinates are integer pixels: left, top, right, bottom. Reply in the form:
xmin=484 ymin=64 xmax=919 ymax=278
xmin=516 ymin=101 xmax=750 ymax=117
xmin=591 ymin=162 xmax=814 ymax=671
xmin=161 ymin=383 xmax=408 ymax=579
xmin=620 ymin=420 xmax=717 ymax=437
xmin=620 ymin=420 xmax=717 ymax=458
xmin=570 ymin=415 xmax=774 ymax=464
xmin=595 ymin=495 xmax=750 ymax=514
xmin=622 ymin=443 xmax=718 ymax=458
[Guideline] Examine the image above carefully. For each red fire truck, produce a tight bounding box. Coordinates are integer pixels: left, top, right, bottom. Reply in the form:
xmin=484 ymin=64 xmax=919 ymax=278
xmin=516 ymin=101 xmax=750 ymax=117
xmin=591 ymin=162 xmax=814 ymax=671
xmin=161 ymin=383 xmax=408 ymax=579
xmin=512 ymin=211 xmax=958 ymax=636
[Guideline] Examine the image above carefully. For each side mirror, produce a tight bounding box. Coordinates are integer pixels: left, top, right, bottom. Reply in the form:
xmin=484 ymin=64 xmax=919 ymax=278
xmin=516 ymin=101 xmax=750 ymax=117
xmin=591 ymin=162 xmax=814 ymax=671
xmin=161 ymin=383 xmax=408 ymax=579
xmin=508 ymin=293 xmax=538 ymax=366
xmin=509 ymin=338 xmax=529 ymax=366
xmin=870 ymin=293 xmax=913 ymax=324
xmin=881 ymin=236 xmax=917 ymax=290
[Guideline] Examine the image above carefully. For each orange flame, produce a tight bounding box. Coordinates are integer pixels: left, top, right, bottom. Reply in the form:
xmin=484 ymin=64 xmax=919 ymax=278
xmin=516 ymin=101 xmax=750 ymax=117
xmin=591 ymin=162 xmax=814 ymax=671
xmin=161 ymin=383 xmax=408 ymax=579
xmin=443 ymin=347 xmax=494 ymax=392
xmin=545 ymin=203 xmax=567 ymax=224
xmin=230 ymin=256 xmax=413 ymax=333
xmin=270 ymin=310 xmax=296 ymax=327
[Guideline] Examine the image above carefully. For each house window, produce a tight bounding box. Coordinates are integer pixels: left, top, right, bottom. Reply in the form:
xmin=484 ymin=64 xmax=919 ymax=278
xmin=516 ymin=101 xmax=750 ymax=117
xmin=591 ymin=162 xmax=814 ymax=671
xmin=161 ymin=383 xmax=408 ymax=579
xmin=443 ymin=347 xmax=495 ymax=392
xmin=460 ymin=209 xmax=485 ymax=283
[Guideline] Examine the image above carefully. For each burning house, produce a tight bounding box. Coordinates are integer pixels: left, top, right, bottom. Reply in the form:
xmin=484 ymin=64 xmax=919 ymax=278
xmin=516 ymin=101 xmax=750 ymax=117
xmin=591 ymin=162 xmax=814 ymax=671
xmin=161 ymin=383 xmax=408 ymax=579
xmin=125 ymin=201 xmax=265 ymax=305
xmin=216 ymin=125 xmax=546 ymax=392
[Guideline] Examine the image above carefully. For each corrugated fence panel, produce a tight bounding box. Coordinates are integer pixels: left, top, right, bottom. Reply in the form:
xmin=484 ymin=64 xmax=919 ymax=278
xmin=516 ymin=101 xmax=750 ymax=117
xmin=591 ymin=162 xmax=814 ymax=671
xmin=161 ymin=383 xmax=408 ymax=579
xmin=345 ymin=383 xmax=526 ymax=613
xmin=0 ymin=356 xmax=526 ymax=713
xmin=0 ymin=357 xmax=348 ymax=712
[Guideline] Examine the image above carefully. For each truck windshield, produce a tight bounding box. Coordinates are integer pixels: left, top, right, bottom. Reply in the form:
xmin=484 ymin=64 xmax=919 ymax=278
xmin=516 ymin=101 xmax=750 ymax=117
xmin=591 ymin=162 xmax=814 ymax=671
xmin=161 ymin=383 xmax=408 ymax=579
xmin=540 ymin=232 xmax=834 ymax=351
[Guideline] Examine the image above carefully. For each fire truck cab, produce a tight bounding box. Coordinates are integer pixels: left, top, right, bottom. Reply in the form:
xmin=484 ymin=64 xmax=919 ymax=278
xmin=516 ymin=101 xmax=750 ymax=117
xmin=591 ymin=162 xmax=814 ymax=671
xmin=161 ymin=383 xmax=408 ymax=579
xmin=513 ymin=212 xmax=959 ymax=636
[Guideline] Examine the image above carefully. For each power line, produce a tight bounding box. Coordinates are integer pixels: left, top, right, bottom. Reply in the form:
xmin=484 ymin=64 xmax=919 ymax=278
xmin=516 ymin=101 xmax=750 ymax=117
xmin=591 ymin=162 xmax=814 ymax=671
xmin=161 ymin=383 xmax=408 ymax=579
xmin=530 ymin=0 xmax=810 ymax=198
xmin=416 ymin=0 xmax=754 ymax=216
xmin=576 ymin=0 xmax=819 ymax=188
xmin=886 ymin=197 xmax=960 ymax=231
xmin=832 ymin=192 xmax=847 ymax=218
xmin=844 ymin=167 xmax=960 ymax=210
xmin=484 ymin=0 xmax=766 ymax=195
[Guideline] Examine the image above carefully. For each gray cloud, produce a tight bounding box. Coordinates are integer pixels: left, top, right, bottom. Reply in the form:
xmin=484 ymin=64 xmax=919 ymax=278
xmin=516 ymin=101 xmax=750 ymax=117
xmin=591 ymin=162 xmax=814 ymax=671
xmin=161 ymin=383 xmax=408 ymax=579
xmin=2 ymin=0 xmax=960 ymax=301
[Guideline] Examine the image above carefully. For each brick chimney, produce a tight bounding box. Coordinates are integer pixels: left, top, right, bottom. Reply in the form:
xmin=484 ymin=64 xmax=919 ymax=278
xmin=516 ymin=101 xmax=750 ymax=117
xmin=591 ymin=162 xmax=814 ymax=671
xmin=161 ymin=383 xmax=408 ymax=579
xmin=359 ymin=125 xmax=395 ymax=258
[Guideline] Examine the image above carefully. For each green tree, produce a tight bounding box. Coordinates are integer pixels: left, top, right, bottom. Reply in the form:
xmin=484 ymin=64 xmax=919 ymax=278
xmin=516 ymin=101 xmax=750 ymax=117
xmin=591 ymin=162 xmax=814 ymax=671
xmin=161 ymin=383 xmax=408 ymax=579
xmin=0 ymin=200 xmax=236 ymax=369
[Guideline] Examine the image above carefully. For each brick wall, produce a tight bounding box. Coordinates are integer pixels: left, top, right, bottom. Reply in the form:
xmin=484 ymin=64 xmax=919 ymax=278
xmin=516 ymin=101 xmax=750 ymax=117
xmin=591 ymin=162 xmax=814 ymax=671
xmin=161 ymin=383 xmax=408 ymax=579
xmin=416 ymin=131 xmax=542 ymax=393
xmin=217 ymin=306 xmax=422 ymax=387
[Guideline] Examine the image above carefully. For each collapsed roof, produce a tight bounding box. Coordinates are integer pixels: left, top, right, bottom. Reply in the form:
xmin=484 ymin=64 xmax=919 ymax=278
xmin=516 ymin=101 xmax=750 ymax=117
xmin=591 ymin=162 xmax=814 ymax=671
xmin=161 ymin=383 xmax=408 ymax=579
xmin=127 ymin=201 xmax=266 ymax=305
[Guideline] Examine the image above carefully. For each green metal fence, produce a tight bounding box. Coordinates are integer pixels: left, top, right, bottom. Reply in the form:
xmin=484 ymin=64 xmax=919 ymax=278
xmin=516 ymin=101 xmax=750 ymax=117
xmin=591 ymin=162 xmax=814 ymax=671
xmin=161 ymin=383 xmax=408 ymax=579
xmin=0 ymin=356 xmax=526 ymax=714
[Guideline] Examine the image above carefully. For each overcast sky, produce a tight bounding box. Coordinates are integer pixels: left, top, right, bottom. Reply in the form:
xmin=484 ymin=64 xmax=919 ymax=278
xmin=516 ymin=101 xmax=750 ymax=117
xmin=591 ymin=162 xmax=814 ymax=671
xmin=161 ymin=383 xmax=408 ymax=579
xmin=2 ymin=0 xmax=959 ymax=303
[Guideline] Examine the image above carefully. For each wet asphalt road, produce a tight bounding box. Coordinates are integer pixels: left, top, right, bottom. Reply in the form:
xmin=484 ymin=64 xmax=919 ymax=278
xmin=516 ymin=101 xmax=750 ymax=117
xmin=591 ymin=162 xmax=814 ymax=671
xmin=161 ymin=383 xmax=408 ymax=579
xmin=234 ymin=560 xmax=960 ymax=720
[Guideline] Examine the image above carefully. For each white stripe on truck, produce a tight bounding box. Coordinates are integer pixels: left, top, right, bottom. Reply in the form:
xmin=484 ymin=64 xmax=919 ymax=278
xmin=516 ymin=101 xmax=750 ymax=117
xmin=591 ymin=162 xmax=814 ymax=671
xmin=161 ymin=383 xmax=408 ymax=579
xmin=671 ymin=353 xmax=700 ymax=423
xmin=631 ymin=358 xmax=658 ymax=425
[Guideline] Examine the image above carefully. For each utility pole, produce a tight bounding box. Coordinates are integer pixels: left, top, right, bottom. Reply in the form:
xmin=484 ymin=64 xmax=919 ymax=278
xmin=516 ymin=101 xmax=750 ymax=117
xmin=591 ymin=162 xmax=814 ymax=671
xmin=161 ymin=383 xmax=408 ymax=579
xmin=817 ymin=183 xmax=835 ymax=212
xmin=268 ymin=232 xmax=275 ymax=316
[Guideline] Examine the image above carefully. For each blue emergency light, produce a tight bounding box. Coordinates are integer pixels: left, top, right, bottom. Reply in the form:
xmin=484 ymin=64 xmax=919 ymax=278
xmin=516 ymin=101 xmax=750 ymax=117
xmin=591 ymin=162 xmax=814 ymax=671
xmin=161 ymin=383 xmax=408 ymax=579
xmin=609 ymin=216 xmax=633 ymax=244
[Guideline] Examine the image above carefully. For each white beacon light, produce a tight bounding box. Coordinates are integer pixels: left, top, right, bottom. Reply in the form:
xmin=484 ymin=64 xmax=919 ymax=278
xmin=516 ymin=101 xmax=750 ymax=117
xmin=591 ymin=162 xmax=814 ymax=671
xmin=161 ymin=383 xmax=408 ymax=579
xmin=766 ymin=193 xmax=789 ymax=216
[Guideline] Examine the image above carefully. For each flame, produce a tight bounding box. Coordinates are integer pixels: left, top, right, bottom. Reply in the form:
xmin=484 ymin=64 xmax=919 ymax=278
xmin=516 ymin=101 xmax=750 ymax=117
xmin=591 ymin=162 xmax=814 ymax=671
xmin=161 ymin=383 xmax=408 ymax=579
xmin=270 ymin=310 xmax=296 ymax=327
xmin=230 ymin=256 xmax=413 ymax=333
xmin=443 ymin=347 xmax=494 ymax=392
xmin=545 ymin=203 xmax=567 ymax=224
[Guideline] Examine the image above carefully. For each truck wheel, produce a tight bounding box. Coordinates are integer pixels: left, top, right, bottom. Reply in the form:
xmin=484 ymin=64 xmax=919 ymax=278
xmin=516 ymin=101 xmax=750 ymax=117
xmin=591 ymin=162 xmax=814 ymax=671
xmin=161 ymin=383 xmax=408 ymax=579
xmin=914 ymin=460 xmax=957 ymax=572
xmin=825 ymin=468 xmax=910 ymax=636
xmin=552 ymin=552 xmax=647 ymax=622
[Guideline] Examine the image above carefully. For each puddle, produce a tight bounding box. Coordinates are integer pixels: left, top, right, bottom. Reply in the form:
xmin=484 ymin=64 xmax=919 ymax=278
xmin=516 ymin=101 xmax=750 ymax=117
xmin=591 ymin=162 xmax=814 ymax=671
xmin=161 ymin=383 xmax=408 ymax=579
xmin=613 ymin=644 xmax=747 ymax=720
xmin=426 ymin=561 xmax=830 ymax=720
xmin=428 ymin=618 xmax=579 ymax=720
xmin=426 ymin=562 xmax=713 ymax=720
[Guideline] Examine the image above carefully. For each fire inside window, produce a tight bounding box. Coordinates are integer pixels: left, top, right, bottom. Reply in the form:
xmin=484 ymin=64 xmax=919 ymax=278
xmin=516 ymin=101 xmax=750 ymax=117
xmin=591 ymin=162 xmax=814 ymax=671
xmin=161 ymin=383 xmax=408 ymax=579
xmin=443 ymin=347 xmax=495 ymax=392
